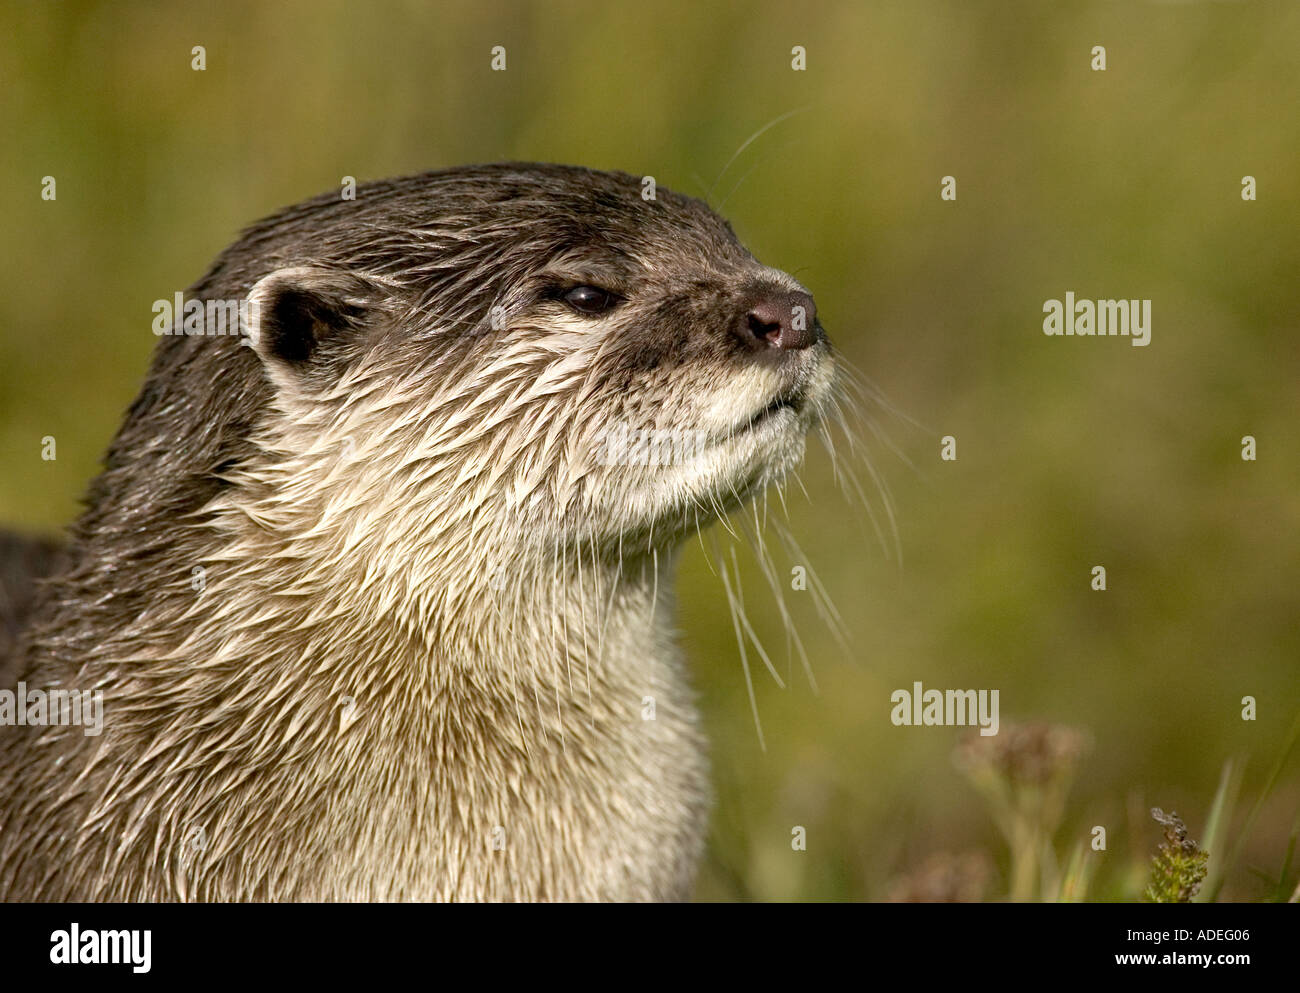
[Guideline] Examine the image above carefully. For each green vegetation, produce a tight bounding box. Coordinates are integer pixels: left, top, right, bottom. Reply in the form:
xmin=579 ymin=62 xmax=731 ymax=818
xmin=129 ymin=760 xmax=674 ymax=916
xmin=1145 ymin=808 xmax=1209 ymax=903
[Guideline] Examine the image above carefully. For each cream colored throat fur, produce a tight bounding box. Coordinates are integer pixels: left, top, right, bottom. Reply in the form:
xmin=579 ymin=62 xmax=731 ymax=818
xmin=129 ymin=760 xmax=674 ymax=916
xmin=79 ymin=491 xmax=709 ymax=900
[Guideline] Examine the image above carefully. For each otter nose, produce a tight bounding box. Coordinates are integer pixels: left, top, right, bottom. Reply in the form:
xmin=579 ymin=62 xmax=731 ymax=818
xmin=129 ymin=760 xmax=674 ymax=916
xmin=742 ymin=290 xmax=818 ymax=351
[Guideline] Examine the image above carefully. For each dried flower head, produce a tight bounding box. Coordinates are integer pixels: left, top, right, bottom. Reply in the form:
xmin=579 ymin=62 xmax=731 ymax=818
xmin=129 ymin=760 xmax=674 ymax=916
xmin=953 ymin=722 xmax=1091 ymax=786
xmin=886 ymin=852 xmax=994 ymax=903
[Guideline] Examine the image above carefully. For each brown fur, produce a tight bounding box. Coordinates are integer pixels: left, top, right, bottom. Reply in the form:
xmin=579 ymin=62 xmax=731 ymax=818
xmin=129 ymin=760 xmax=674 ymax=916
xmin=0 ymin=164 xmax=832 ymax=901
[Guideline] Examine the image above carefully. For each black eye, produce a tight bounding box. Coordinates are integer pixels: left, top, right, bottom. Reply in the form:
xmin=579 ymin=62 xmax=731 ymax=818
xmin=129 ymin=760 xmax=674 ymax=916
xmin=561 ymin=284 xmax=620 ymax=315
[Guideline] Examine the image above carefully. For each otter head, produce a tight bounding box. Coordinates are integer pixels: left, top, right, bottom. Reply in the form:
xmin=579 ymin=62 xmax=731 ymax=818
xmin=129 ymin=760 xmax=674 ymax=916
xmin=231 ymin=164 xmax=834 ymax=595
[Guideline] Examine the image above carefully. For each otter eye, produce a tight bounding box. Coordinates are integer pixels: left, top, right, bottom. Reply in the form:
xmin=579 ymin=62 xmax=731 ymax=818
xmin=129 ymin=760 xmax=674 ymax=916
xmin=561 ymin=284 xmax=620 ymax=315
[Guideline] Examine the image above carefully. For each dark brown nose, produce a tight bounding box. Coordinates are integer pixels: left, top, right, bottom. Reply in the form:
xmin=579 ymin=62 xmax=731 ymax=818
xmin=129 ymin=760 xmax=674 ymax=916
xmin=741 ymin=290 xmax=818 ymax=351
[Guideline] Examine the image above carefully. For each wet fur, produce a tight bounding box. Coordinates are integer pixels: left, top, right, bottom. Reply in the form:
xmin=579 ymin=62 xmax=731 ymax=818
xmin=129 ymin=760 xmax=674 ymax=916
xmin=0 ymin=164 xmax=834 ymax=901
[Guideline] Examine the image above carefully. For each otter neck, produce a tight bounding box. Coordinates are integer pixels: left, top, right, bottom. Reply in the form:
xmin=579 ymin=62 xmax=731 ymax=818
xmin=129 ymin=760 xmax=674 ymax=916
xmin=184 ymin=510 xmax=684 ymax=747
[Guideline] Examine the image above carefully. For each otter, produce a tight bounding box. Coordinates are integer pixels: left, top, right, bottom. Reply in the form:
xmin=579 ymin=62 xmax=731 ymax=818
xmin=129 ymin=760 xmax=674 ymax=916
xmin=0 ymin=163 xmax=834 ymax=901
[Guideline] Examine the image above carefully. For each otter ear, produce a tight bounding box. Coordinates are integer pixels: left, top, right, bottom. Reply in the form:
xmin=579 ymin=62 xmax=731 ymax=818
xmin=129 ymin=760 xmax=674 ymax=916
xmin=243 ymin=266 xmax=388 ymax=376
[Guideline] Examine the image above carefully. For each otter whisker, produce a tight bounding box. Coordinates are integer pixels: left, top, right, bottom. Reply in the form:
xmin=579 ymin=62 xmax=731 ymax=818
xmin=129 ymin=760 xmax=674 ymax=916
xmin=819 ymin=411 xmax=843 ymax=490
xmin=825 ymin=390 xmax=861 ymax=459
xmin=769 ymin=518 xmax=852 ymax=660
xmin=717 ymin=154 xmax=768 ymax=214
xmin=823 ymin=435 xmax=894 ymax=563
xmin=837 ymin=357 xmax=929 ymax=440
xmin=692 ymin=505 xmax=718 ymax=577
xmin=860 ymin=408 xmax=920 ymax=476
xmin=791 ymin=469 xmax=813 ymax=505
xmin=829 ymin=373 xmax=909 ymax=565
xmin=706 ymin=105 xmax=812 ymax=204
xmin=739 ymin=511 xmax=818 ymax=694
xmin=727 ymin=546 xmax=785 ymax=690
xmin=854 ymin=444 xmax=903 ymax=566
xmin=713 ymin=495 xmax=742 ymax=543
xmin=715 ymin=544 xmax=766 ymax=752
xmin=773 ymin=477 xmax=790 ymax=522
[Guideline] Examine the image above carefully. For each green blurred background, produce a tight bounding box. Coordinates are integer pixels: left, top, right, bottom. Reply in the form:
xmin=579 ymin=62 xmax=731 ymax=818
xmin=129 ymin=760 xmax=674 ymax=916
xmin=1 ymin=0 xmax=1296 ymax=901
